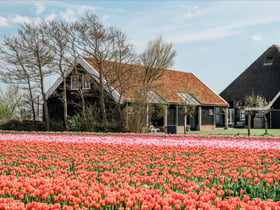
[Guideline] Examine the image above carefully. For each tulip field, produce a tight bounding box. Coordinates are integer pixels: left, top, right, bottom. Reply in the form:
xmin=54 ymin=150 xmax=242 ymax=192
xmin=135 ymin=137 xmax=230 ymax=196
xmin=0 ymin=133 xmax=280 ymax=209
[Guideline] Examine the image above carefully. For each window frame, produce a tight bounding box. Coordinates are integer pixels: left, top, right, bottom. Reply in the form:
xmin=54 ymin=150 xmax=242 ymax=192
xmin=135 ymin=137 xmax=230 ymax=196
xmin=71 ymin=75 xmax=80 ymax=90
xmin=82 ymin=75 xmax=91 ymax=90
xmin=240 ymin=109 xmax=246 ymax=121
xmin=263 ymin=56 xmax=274 ymax=66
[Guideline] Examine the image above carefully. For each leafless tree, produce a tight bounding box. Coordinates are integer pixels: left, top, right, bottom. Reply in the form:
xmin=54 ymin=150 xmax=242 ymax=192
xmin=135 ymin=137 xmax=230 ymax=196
xmin=74 ymin=12 xmax=137 ymax=126
xmin=102 ymin=29 xmax=137 ymax=127
xmin=0 ymin=36 xmax=37 ymax=121
xmin=73 ymin=13 xmax=109 ymax=124
xmin=44 ymin=20 xmax=72 ymax=128
xmin=130 ymin=36 xmax=177 ymax=132
xmin=17 ymin=23 xmax=54 ymax=130
xmin=0 ymin=86 xmax=23 ymax=120
xmin=244 ymin=94 xmax=269 ymax=136
xmin=139 ymin=36 xmax=177 ymax=91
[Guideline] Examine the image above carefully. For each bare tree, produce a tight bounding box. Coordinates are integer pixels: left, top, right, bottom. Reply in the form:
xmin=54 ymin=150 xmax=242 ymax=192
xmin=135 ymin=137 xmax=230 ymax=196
xmin=139 ymin=36 xmax=177 ymax=91
xmin=74 ymin=12 xmax=137 ymax=126
xmin=0 ymin=36 xmax=37 ymax=121
xmin=0 ymin=86 xmax=23 ymax=120
xmin=244 ymin=94 xmax=269 ymax=136
xmin=130 ymin=36 xmax=177 ymax=132
xmin=44 ymin=20 xmax=72 ymax=128
xmin=73 ymin=13 xmax=110 ymax=125
xmin=17 ymin=23 xmax=54 ymax=130
xmin=102 ymin=29 xmax=137 ymax=127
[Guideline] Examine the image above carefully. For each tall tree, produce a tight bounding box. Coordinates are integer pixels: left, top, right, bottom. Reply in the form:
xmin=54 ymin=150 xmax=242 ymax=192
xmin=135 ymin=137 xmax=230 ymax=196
xmin=44 ymin=20 xmax=72 ymax=128
xmin=0 ymin=36 xmax=37 ymax=121
xmin=133 ymin=36 xmax=177 ymax=132
xmin=74 ymin=13 xmax=110 ymax=125
xmin=139 ymin=36 xmax=177 ymax=91
xmin=74 ymin=12 xmax=136 ymax=126
xmin=102 ymin=29 xmax=137 ymax=127
xmin=18 ymin=23 xmax=54 ymax=130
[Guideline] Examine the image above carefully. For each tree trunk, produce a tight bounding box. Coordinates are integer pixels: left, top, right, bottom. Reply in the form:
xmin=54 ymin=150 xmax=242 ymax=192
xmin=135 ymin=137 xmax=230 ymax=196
xmin=248 ymin=113 xmax=251 ymax=136
xmin=41 ymin=85 xmax=50 ymax=130
xmin=264 ymin=113 xmax=268 ymax=135
xmin=184 ymin=114 xmax=187 ymax=134
xmin=27 ymin=80 xmax=36 ymax=121
xmin=146 ymin=103 xmax=149 ymax=133
xmin=98 ymin=64 xmax=107 ymax=126
xmin=63 ymin=79 xmax=68 ymax=129
xmin=79 ymin=89 xmax=86 ymax=120
xmin=39 ymin=66 xmax=50 ymax=131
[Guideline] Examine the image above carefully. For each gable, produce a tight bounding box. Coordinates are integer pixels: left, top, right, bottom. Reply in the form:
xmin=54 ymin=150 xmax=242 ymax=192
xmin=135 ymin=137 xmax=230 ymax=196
xmin=221 ymin=45 xmax=280 ymax=103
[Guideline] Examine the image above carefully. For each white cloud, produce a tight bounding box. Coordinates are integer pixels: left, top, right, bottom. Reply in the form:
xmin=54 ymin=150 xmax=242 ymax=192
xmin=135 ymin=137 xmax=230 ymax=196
xmin=101 ymin=15 xmax=109 ymax=22
xmin=35 ymin=3 xmax=46 ymax=16
xmin=185 ymin=5 xmax=200 ymax=19
xmin=11 ymin=15 xmax=32 ymax=24
xmin=252 ymin=35 xmax=262 ymax=41
xmin=60 ymin=9 xmax=76 ymax=22
xmin=0 ymin=17 xmax=9 ymax=27
xmin=45 ymin=13 xmax=57 ymax=22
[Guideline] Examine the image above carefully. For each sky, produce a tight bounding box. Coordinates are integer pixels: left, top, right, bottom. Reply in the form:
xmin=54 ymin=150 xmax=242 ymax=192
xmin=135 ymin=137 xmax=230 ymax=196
xmin=1 ymin=0 xmax=280 ymax=95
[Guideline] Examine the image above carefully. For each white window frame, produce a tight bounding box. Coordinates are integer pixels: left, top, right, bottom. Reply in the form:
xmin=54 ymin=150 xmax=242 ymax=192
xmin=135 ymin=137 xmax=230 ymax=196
xmin=82 ymin=75 xmax=91 ymax=89
xmin=240 ymin=109 xmax=246 ymax=121
xmin=71 ymin=76 xmax=80 ymax=90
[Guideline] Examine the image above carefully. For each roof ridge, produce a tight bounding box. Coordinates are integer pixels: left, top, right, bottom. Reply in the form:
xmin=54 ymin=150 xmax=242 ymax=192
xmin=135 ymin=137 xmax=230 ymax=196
xmin=83 ymin=57 xmax=193 ymax=75
xmin=272 ymin=44 xmax=280 ymax=51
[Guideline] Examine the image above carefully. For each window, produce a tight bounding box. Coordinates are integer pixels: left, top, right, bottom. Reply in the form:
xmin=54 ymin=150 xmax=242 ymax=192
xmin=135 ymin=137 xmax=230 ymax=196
xmin=264 ymin=56 xmax=274 ymax=66
xmin=83 ymin=75 xmax=91 ymax=89
xmin=71 ymin=76 xmax=80 ymax=90
xmin=240 ymin=109 xmax=246 ymax=121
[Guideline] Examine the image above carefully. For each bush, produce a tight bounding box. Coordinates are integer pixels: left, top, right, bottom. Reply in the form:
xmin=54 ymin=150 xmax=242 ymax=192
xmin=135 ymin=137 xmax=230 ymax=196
xmin=67 ymin=106 xmax=125 ymax=132
xmin=0 ymin=120 xmax=46 ymax=131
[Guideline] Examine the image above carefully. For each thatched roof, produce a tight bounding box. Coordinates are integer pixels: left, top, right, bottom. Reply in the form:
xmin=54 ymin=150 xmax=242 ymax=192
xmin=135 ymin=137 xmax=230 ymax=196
xmin=220 ymin=44 xmax=280 ymax=104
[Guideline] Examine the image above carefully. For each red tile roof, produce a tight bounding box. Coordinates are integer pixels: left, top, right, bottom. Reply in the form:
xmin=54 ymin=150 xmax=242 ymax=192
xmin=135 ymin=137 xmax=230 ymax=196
xmin=83 ymin=57 xmax=228 ymax=106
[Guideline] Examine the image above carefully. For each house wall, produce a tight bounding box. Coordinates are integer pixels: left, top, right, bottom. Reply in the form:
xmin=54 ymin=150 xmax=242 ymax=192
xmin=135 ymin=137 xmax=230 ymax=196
xmin=167 ymin=105 xmax=216 ymax=131
xmin=201 ymin=125 xmax=216 ymax=130
xmin=167 ymin=105 xmax=176 ymax=125
xmin=271 ymin=97 xmax=280 ymax=128
xmin=47 ymin=69 xmax=121 ymax=126
xmin=200 ymin=106 xmax=215 ymax=130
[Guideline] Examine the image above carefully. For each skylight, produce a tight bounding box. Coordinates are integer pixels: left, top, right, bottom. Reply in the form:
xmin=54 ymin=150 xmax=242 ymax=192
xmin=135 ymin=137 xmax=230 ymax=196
xmin=177 ymin=93 xmax=200 ymax=105
xmin=263 ymin=56 xmax=274 ymax=66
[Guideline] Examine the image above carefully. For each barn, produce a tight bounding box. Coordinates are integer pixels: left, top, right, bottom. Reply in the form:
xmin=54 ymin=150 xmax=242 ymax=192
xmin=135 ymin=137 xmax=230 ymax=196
xmin=46 ymin=57 xmax=228 ymax=132
xmin=220 ymin=44 xmax=280 ymax=128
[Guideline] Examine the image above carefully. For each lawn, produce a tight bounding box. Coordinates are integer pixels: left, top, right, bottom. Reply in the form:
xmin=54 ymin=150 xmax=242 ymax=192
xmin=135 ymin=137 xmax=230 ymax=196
xmin=184 ymin=128 xmax=280 ymax=137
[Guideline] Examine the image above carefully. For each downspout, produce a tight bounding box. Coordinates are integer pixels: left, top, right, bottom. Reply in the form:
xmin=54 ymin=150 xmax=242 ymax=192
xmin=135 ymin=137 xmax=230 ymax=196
xmin=225 ymin=107 xmax=229 ymax=129
xmin=198 ymin=106 xmax=201 ymax=131
xmin=164 ymin=105 xmax=168 ymax=132
xmin=126 ymin=102 xmax=129 ymax=130
xmin=176 ymin=105 xmax=178 ymax=133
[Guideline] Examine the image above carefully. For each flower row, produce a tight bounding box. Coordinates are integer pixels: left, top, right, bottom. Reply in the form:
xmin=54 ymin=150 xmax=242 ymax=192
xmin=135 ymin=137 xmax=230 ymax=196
xmin=0 ymin=135 xmax=280 ymax=209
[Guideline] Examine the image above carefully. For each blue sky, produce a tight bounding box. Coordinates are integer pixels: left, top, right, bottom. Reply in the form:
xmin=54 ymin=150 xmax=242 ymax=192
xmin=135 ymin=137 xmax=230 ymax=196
xmin=1 ymin=1 xmax=280 ymax=94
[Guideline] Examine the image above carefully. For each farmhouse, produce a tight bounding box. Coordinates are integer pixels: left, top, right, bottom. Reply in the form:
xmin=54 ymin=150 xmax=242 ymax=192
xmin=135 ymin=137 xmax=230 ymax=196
xmin=46 ymin=57 xmax=228 ymax=132
xmin=220 ymin=44 xmax=280 ymax=128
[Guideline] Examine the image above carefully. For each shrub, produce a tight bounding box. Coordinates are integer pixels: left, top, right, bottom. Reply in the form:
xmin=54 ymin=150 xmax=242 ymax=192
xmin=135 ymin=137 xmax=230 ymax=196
xmin=0 ymin=120 xmax=46 ymax=131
